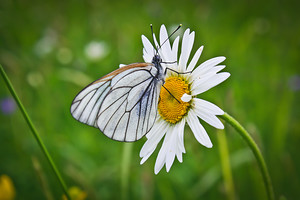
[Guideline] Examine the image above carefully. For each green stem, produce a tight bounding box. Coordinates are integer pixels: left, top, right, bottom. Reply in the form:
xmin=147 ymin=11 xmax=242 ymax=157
xmin=220 ymin=112 xmax=274 ymax=200
xmin=0 ymin=65 xmax=71 ymax=200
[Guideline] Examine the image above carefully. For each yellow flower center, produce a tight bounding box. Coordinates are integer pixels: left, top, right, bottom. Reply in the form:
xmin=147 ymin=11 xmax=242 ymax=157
xmin=158 ymin=76 xmax=191 ymax=124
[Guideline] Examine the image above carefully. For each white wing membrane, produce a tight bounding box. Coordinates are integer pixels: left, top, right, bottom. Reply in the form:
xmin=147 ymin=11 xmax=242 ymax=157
xmin=113 ymin=69 xmax=152 ymax=88
xmin=71 ymin=81 xmax=111 ymax=127
xmin=126 ymin=78 xmax=152 ymax=110
xmin=71 ymin=63 xmax=163 ymax=142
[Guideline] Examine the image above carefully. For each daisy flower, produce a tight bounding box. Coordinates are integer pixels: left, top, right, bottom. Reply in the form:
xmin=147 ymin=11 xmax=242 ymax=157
xmin=140 ymin=25 xmax=230 ymax=174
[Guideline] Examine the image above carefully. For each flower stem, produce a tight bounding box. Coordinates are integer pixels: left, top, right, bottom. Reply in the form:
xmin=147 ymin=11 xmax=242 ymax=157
xmin=220 ymin=112 xmax=274 ymax=200
xmin=0 ymin=65 xmax=71 ymax=200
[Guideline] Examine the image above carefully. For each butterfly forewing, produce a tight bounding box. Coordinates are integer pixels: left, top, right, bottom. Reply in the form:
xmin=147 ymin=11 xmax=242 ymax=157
xmin=71 ymin=63 xmax=163 ymax=142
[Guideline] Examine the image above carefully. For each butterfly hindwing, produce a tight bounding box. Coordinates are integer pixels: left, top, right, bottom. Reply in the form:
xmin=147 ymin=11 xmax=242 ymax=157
xmin=97 ymin=65 xmax=161 ymax=141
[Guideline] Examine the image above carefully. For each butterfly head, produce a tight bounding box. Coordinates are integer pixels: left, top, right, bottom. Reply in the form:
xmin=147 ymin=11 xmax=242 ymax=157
xmin=152 ymin=54 xmax=162 ymax=65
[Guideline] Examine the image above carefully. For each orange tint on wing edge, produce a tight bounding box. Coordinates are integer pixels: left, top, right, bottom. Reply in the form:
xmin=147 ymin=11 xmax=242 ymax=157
xmin=93 ymin=63 xmax=152 ymax=84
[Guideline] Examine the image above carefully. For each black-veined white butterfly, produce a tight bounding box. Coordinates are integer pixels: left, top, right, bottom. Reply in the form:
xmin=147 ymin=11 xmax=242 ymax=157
xmin=70 ymin=25 xmax=181 ymax=142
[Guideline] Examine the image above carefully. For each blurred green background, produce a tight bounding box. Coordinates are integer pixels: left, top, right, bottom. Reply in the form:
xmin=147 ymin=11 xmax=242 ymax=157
xmin=1 ymin=0 xmax=299 ymax=199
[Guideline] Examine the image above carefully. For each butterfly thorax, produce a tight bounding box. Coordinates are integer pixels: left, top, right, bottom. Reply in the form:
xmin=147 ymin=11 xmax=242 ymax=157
xmin=152 ymin=55 xmax=165 ymax=82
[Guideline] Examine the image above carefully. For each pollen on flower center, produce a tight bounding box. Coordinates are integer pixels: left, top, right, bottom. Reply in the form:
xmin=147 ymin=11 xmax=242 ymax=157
xmin=158 ymin=76 xmax=191 ymax=124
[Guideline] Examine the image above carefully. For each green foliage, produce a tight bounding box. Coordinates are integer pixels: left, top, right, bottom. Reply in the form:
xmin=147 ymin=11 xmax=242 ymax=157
xmin=1 ymin=0 xmax=299 ymax=199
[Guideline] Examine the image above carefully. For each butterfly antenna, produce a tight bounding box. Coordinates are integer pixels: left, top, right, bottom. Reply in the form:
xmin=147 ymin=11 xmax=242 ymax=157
xmin=162 ymin=85 xmax=181 ymax=104
xmin=159 ymin=24 xmax=182 ymax=49
xmin=150 ymin=24 xmax=182 ymax=54
xmin=150 ymin=24 xmax=159 ymax=55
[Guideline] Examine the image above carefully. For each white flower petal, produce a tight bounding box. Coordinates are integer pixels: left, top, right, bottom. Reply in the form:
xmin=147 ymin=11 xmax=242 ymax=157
xmin=171 ymin=36 xmax=180 ymax=63
xmin=192 ymin=98 xmax=224 ymax=129
xmin=192 ymin=56 xmax=226 ymax=79
xmin=178 ymin=29 xmax=190 ymax=67
xmin=191 ymin=65 xmax=227 ymax=92
xmin=199 ymin=65 xmax=226 ymax=79
xmin=178 ymin=119 xmax=186 ymax=154
xmin=154 ymin=161 xmax=164 ymax=174
xmin=152 ymin=33 xmax=168 ymax=63
xmin=145 ymin=118 xmax=165 ymax=139
xmin=154 ymin=152 xmax=166 ymax=174
xmin=140 ymin=119 xmax=167 ymax=157
xmin=181 ymin=93 xmax=192 ymax=102
xmin=140 ymin=147 xmax=156 ymax=164
xmin=193 ymin=98 xmax=224 ymax=115
xmin=152 ymin=33 xmax=158 ymax=49
xmin=165 ymin=128 xmax=177 ymax=172
xmin=176 ymin=119 xmax=186 ymax=162
xmin=153 ymin=120 xmax=186 ymax=174
xmin=154 ymin=129 xmax=171 ymax=174
xmin=186 ymin=109 xmax=213 ymax=148
xmin=143 ymin=49 xmax=152 ymax=63
xmin=187 ymin=46 xmax=203 ymax=71
xmin=179 ymin=29 xmax=195 ymax=71
xmin=190 ymin=75 xmax=210 ymax=94
xmin=195 ymin=110 xmax=224 ymax=129
xmin=159 ymin=25 xmax=172 ymax=62
xmin=166 ymin=120 xmax=185 ymax=171
xmin=142 ymin=35 xmax=154 ymax=61
xmin=192 ymin=72 xmax=230 ymax=95
xmin=176 ymin=151 xmax=183 ymax=163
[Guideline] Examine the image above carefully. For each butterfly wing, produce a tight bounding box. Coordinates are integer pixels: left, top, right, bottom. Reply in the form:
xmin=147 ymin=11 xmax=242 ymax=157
xmin=71 ymin=80 xmax=111 ymax=128
xmin=71 ymin=63 xmax=163 ymax=142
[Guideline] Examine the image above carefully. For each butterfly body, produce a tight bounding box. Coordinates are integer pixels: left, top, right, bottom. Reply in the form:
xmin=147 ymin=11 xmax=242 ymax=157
xmin=71 ymin=56 xmax=165 ymax=142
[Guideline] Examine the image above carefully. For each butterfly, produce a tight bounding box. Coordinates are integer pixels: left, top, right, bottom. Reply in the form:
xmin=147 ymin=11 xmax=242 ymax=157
xmin=70 ymin=25 xmax=181 ymax=142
